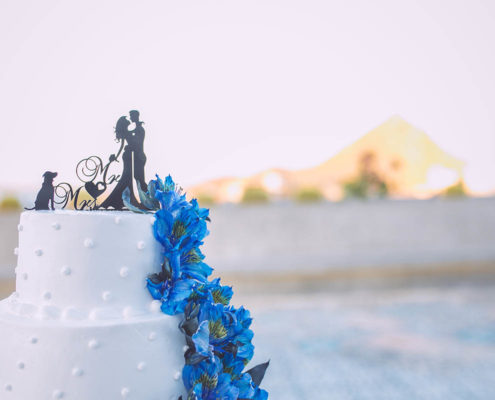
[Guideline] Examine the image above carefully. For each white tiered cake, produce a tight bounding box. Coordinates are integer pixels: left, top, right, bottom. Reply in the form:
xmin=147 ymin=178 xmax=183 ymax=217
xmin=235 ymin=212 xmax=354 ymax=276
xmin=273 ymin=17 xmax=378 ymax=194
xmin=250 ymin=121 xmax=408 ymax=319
xmin=0 ymin=210 xmax=185 ymax=399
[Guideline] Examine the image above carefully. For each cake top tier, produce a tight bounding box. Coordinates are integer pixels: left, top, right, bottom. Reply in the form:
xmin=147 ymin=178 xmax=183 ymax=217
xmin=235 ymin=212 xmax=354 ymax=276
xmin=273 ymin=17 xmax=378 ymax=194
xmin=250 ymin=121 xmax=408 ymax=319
xmin=13 ymin=210 xmax=162 ymax=321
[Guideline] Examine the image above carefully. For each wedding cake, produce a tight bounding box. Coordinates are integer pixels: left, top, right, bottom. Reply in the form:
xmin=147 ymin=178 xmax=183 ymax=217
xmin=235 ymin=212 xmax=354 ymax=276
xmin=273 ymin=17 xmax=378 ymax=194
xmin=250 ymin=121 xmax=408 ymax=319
xmin=0 ymin=210 xmax=185 ymax=399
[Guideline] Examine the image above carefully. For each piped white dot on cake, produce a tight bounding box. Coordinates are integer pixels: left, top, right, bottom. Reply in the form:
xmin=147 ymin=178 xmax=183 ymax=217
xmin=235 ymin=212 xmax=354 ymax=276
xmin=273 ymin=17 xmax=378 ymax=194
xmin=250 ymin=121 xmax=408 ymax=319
xmin=83 ymin=238 xmax=94 ymax=248
xmin=72 ymin=367 xmax=84 ymax=377
xmin=43 ymin=291 xmax=52 ymax=301
xmin=13 ymin=247 xmax=19 ymax=256
xmin=61 ymin=266 xmax=71 ymax=276
xmin=121 ymin=387 xmax=130 ymax=398
xmin=173 ymin=371 xmax=181 ymax=381
xmin=148 ymin=331 xmax=157 ymax=341
xmin=137 ymin=241 xmax=145 ymax=250
xmin=88 ymin=339 xmax=100 ymax=349
xmin=119 ymin=267 xmax=129 ymax=278
xmin=4 ymin=384 xmax=12 ymax=391
xmin=102 ymin=291 xmax=112 ymax=301
xmin=52 ymin=389 xmax=64 ymax=399
xmin=17 ymin=361 xmax=25 ymax=370
xmin=51 ymin=222 xmax=61 ymax=230
xmin=122 ymin=306 xmax=134 ymax=319
xmin=17 ymin=224 xmax=23 ymax=232
xmin=30 ymin=337 xmax=38 ymax=344
xmin=34 ymin=248 xmax=43 ymax=256
xmin=114 ymin=216 xmax=121 ymax=224
xmin=88 ymin=309 xmax=99 ymax=320
xmin=137 ymin=362 xmax=146 ymax=371
xmin=182 ymin=345 xmax=189 ymax=353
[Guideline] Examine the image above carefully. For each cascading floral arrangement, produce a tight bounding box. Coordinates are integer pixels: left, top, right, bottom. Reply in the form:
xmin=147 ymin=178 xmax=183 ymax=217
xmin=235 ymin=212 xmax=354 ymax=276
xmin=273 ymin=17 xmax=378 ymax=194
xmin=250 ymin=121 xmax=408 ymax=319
xmin=124 ymin=175 xmax=269 ymax=400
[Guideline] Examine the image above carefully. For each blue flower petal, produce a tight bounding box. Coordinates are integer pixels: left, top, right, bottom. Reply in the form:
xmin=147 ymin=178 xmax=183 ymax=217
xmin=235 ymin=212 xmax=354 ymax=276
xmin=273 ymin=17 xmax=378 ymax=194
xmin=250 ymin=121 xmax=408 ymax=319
xmin=192 ymin=320 xmax=212 ymax=358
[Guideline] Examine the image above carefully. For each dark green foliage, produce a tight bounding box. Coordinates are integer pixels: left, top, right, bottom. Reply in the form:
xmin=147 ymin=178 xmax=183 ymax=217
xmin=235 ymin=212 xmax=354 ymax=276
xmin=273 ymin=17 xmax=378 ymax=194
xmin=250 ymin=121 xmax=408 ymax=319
xmin=241 ymin=187 xmax=269 ymax=204
xmin=0 ymin=196 xmax=22 ymax=212
xmin=196 ymin=194 xmax=215 ymax=206
xmin=295 ymin=187 xmax=324 ymax=203
xmin=343 ymin=174 xmax=388 ymax=199
xmin=343 ymin=151 xmax=389 ymax=199
xmin=443 ymin=180 xmax=467 ymax=197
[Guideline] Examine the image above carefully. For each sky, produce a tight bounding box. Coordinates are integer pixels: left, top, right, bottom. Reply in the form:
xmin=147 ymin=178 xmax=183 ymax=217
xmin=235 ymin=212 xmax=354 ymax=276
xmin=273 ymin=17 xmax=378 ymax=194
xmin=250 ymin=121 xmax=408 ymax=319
xmin=0 ymin=0 xmax=494 ymax=193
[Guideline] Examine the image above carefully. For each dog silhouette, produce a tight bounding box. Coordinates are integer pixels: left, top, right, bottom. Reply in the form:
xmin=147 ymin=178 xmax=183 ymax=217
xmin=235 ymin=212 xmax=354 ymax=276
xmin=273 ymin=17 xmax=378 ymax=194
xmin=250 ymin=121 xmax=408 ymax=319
xmin=25 ymin=171 xmax=58 ymax=210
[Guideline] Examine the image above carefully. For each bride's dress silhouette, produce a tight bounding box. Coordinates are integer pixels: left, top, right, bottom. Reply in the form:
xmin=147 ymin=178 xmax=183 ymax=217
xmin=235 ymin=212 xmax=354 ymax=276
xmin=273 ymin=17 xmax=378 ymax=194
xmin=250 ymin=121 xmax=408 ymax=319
xmin=129 ymin=110 xmax=147 ymax=192
xmin=101 ymin=112 xmax=146 ymax=209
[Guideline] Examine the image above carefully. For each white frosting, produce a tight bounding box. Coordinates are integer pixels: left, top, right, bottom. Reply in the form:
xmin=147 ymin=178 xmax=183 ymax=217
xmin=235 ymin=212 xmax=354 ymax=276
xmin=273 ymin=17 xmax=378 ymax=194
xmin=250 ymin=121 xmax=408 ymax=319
xmin=15 ymin=210 xmax=163 ymax=315
xmin=0 ymin=211 xmax=186 ymax=399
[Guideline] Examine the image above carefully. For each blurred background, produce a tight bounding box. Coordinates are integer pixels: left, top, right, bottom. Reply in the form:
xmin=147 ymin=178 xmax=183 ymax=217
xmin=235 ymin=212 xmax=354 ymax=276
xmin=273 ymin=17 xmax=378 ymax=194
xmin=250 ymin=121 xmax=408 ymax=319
xmin=1 ymin=1 xmax=495 ymax=398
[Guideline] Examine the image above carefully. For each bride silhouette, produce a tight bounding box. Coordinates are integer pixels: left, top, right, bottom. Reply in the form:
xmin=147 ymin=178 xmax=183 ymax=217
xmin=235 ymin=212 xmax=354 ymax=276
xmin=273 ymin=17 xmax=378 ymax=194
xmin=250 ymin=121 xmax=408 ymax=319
xmin=100 ymin=111 xmax=146 ymax=209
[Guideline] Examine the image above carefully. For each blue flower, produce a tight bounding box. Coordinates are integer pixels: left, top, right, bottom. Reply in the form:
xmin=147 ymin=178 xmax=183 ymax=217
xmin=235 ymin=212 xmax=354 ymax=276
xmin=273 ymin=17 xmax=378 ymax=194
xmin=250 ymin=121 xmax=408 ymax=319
xmin=221 ymin=353 xmax=245 ymax=379
xmin=193 ymin=300 xmax=255 ymax=365
xmin=190 ymin=198 xmax=210 ymax=221
xmin=162 ymin=278 xmax=202 ymax=315
xmin=198 ymin=301 xmax=230 ymax=347
xmin=180 ymin=248 xmax=213 ymax=283
xmin=146 ymin=279 xmax=165 ymax=300
xmin=208 ymin=279 xmax=233 ymax=306
xmin=155 ymin=194 xmax=188 ymax=222
xmin=183 ymin=357 xmax=240 ymax=400
xmin=190 ymin=278 xmax=233 ymax=306
xmin=163 ymin=174 xmax=176 ymax=192
xmin=233 ymin=373 xmax=256 ymax=398
xmin=225 ymin=306 xmax=255 ymax=364
xmin=147 ymin=277 xmax=201 ymax=315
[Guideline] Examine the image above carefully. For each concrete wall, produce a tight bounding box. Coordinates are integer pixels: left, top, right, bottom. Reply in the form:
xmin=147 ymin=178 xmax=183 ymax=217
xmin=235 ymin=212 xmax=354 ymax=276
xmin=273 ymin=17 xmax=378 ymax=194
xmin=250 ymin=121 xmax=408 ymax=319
xmin=202 ymin=197 xmax=495 ymax=273
xmin=1 ymin=197 xmax=495 ymax=278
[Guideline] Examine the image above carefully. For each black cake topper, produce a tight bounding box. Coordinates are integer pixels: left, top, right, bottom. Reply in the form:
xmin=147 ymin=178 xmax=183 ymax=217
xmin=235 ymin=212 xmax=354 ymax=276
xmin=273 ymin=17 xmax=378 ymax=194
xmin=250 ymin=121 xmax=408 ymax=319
xmin=100 ymin=110 xmax=147 ymax=209
xmin=25 ymin=171 xmax=58 ymax=210
xmin=31 ymin=110 xmax=147 ymax=211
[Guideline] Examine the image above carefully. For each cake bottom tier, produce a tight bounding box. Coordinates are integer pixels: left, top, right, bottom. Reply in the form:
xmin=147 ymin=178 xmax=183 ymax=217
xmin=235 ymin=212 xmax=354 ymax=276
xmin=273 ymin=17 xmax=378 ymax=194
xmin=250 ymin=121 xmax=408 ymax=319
xmin=0 ymin=300 xmax=185 ymax=400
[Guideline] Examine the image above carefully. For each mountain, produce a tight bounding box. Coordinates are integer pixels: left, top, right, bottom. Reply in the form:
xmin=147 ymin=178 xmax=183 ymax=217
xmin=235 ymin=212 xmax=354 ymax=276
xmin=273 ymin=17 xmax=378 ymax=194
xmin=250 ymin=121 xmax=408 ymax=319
xmin=188 ymin=116 xmax=465 ymax=202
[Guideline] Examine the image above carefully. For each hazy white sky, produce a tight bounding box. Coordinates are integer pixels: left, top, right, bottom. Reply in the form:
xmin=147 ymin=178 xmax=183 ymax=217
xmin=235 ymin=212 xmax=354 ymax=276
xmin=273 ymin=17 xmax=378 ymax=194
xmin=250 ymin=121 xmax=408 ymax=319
xmin=0 ymin=0 xmax=494 ymax=191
